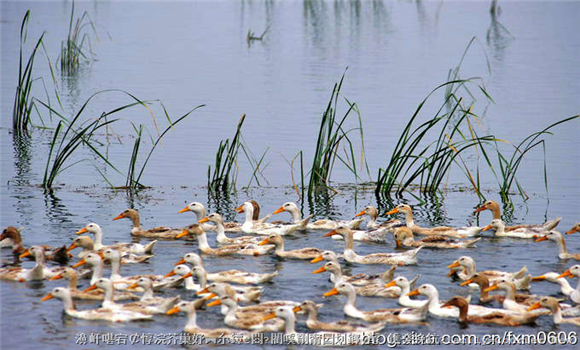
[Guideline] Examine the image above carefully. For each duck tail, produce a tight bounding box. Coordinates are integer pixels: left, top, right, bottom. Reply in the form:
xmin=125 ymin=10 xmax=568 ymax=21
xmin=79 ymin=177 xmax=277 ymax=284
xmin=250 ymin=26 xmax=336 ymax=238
xmin=409 ymin=274 xmax=421 ymax=290
xmin=143 ymin=240 xmax=157 ymax=254
xmin=348 ymin=217 xmax=365 ymax=230
xmin=543 ymin=217 xmax=561 ymax=230
xmin=257 ymin=214 xmax=271 ymax=224
xmin=299 ymin=215 xmax=314 ymax=230
xmin=516 ymin=274 xmax=532 ymax=290
xmin=260 ymin=271 xmax=278 ymax=283
xmin=465 ymin=237 xmax=481 ymax=247
xmin=512 ymin=266 xmax=528 ymax=280
xmin=369 ymin=321 xmax=387 ymax=332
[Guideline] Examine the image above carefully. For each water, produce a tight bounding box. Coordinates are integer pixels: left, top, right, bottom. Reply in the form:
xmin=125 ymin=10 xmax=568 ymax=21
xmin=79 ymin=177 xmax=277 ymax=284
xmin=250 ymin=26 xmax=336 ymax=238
xmin=1 ymin=1 xmax=579 ymax=349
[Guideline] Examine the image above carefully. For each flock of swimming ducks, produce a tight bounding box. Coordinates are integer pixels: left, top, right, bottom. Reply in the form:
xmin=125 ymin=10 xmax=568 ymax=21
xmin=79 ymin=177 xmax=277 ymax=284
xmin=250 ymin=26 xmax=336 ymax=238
xmin=1 ymin=199 xmax=579 ymax=340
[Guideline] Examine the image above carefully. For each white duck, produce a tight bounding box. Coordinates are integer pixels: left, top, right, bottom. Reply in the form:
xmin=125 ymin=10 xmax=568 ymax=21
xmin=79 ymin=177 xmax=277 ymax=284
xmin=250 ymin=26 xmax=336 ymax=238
xmin=527 ymin=297 xmax=580 ymax=326
xmin=532 ymin=272 xmax=575 ymax=297
xmin=384 ymin=276 xmax=426 ymax=308
xmin=236 ymin=201 xmax=301 ymax=235
xmin=474 ymin=200 xmax=561 ymax=231
xmin=113 ymin=208 xmax=185 ymax=239
xmin=558 ymin=266 xmax=580 ymax=303
xmin=198 ymin=213 xmax=261 ymax=244
xmin=76 ymin=222 xmax=157 ymax=254
xmin=41 ymin=287 xmax=152 ymax=322
xmin=355 ymin=205 xmax=403 ymax=231
xmin=166 ymin=301 xmax=249 ymax=337
xmin=272 ymin=202 xmax=359 ymax=230
xmin=207 ymin=296 xmax=284 ymax=332
xmin=258 ymin=233 xmax=323 ymax=260
xmin=313 ymin=261 xmax=402 ymax=288
xmin=447 ymin=256 xmax=531 ymax=290
xmin=293 ymin=300 xmax=386 ymax=333
xmin=535 ymin=231 xmax=580 ymax=260
xmin=484 ymin=219 xmax=546 ymax=239
xmin=66 ymin=236 xmax=153 ymax=264
xmin=1 ymin=247 xmax=45 ymax=282
xmin=186 ymin=265 xmax=262 ymax=302
xmin=325 ymin=226 xmax=422 ymax=265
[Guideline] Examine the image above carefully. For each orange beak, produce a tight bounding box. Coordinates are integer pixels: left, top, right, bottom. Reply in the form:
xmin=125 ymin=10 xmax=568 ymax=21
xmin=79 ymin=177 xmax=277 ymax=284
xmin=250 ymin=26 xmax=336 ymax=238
xmin=532 ymin=275 xmax=546 ymax=282
xmin=76 ymin=227 xmax=88 ymax=235
xmin=176 ymin=230 xmax=189 ymax=239
xmin=182 ymin=272 xmax=192 ymax=279
xmin=174 ymin=258 xmax=186 ymax=266
xmin=557 ymin=270 xmax=573 ymax=279
xmin=177 ymin=206 xmax=190 ymax=214
xmin=313 ymin=266 xmax=326 ymax=274
xmin=262 ymin=312 xmax=277 ymax=321
xmin=395 ymin=240 xmax=401 ymax=248
xmin=355 ymin=210 xmax=366 ymax=217
xmin=66 ymin=243 xmax=78 ymax=252
xmin=441 ymin=301 xmax=455 ymax=309
xmin=164 ymin=270 xmax=177 ymax=278
xmin=483 ymin=284 xmax=499 ymax=292
xmin=459 ymin=279 xmax=474 ymax=286
xmin=72 ymin=259 xmax=86 ymax=268
xmin=385 ymin=208 xmax=399 ymax=215
xmin=198 ymin=217 xmax=210 ymax=224
xmin=207 ymin=299 xmax=221 ymax=307
xmin=323 ymin=230 xmax=337 ymax=238
xmin=41 ymin=293 xmax=54 ymax=301
xmin=196 ymin=287 xmax=211 ymax=295
xmin=272 ymin=207 xmax=285 ymax=215
xmin=566 ymin=227 xmax=578 ymax=235
xmin=166 ymin=306 xmax=180 ymax=315
xmin=235 ymin=205 xmax=244 ymax=213
xmin=127 ymin=282 xmax=139 ymax=290
xmin=83 ymin=284 xmax=98 ymax=292
xmin=384 ymin=280 xmax=397 ymax=288
xmin=407 ymin=289 xmax=420 ymax=297
xmin=447 ymin=261 xmax=460 ymax=269
xmin=310 ymin=255 xmax=323 ymax=263
xmin=50 ymin=273 xmax=64 ymax=281
xmin=112 ymin=213 xmax=124 ymax=221
xmin=473 ymin=205 xmax=487 ymax=214
xmin=534 ymin=236 xmax=548 ymax=242
xmin=293 ymin=306 xmax=302 ymax=313
xmin=203 ymin=293 xmax=218 ymax=301
xmin=19 ymin=250 xmax=31 ymax=259
xmin=527 ymin=302 xmax=541 ymax=312
xmin=323 ymin=287 xmax=339 ymax=298
xmin=258 ymin=238 xmax=269 ymax=246
xmin=482 ymin=224 xmax=492 ymax=231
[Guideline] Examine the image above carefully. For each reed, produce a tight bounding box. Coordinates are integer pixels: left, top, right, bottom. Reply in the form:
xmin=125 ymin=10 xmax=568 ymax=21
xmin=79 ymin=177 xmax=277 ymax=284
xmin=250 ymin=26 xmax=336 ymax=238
xmin=13 ymin=10 xmax=46 ymax=138
xmin=207 ymin=114 xmax=246 ymax=193
xmin=59 ymin=1 xmax=97 ymax=75
xmin=307 ymin=71 xmax=369 ymax=198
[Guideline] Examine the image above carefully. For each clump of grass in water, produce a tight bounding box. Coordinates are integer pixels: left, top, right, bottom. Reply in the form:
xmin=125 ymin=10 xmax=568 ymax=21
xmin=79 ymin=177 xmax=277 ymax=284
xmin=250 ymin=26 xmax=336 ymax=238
xmin=307 ymin=71 xmax=370 ymax=198
xmin=59 ymin=1 xmax=97 ymax=75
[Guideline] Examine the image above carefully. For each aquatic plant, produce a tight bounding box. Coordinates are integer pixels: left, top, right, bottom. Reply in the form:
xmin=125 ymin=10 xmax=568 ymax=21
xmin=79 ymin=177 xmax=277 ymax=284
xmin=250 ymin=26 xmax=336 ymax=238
xmin=307 ymin=71 xmax=370 ymax=198
xmin=207 ymin=114 xmax=246 ymax=193
xmin=59 ymin=1 xmax=97 ymax=75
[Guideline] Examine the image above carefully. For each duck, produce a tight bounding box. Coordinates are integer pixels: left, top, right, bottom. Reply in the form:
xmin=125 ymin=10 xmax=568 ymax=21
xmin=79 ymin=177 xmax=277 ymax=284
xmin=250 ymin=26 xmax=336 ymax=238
xmin=185 ymin=266 xmax=262 ymax=302
xmin=310 ymin=250 xmax=341 ymax=265
xmin=0 ymin=247 xmax=45 ymax=282
xmin=474 ymin=200 xmax=561 ymax=231
xmin=176 ymin=224 xmax=274 ymax=256
xmin=558 ymin=266 xmax=580 ymax=303
xmin=178 ymin=201 xmax=241 ymax=232
xmin=330 ymin=226 xmax=391 ymax=243
xmin=293 ymin=300 xmax=386 ymax=332
xmin=207 ymin=296 xmax=284 ymax=332
xmin=324 ymin=226 xmax=422 ymax=265
xmin=50 ymin=267 xmax=139 ymax=301
xmin=442 ymin=296 xmax=539 ymax=326
xmin=313 ymin=263 xmax=399 ymax=297
xmin=198 ymin=213 xmax=262 ymax=244
xmin=67 ymin=236 xmax=153 ymax=264
xmin=236 ymin=201 xmax=301 ymax=235
xmin=567 ymin=223 xmax=580 ymax=235
xmin=113 ymin=208 xmax=185 ymax=239
xmin=393 ymin=227 xmax=481 ymax=249
xmin=535 ymin=231 xmax=580 ymax=260
xmin=41 ymin=287 xmax=152 ymax=322
xmin=72 ymin=252 xmax=105 ymax=285
xmin=482 ymin=279 xmax=557 ymax=314
xmin=355 ymin=206 xmax=403 ymax=231
xmin=313 ymin=261 xmax=401 ymax=286
xmin=86 ymin=278 xmax=179 ymax=315
xmin=386 ymin=204 xmax=483 ymax=237
xmin=258 ymin=234 xmax=322 ymax=260
xmin=17 ymin=245 xmax=69 ymax=279
xmin=76 ymin=222 xmax=159 ymax=253
xmin=323 ymin=282 xmax=429 ymax=323
xmin=0 ymin=226 xmax=70 ymax=264
xmin=484 ymin=219 xmax=546 ymax=239
xmin=447 ymin=256 xmax=531 ymax=290
xmin=128 ymin=277 xmax=193 ymax=306
xmin=532 ymin=272 xmax=575 ymax=297
xmin=174 ymin=252 xmax=278 ymax=284
xmin=459 ymin=274 xmax=532 ymax=305
xmin=527 ymin=297 xmax=580 ymax=326
xmin=272 ymin=201 xmax=359 ymax=230
xmin=384 ymin=276 xmax=426 ymax=308
xmin=166 ymin=301 xmax=249 ymax=338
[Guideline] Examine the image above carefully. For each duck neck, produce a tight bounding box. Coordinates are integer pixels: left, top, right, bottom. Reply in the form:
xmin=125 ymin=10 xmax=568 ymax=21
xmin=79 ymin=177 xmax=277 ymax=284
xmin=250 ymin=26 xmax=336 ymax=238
xmin=330 ymin=269 xmax=343 ymax=284
xmin=555 ymin=236 xmax=568 ymax=256
xmin=141 ymin=286 xmax=154 ymax=301
xmin=503 ymin=285 xmax=517 ymax=302
xmin=197 ymin=232 xmax=211 ymax=251
xmin=305 ymin=308 xmax=318 ymax=324
xmin=274 ymin=240 xmax=285 ymax=254
xmin=343 ymin=290 xmax=364 ymax=318
xmin=552 ymin=305 xmax=564 ymax=323
xmin=283 ymin=314 xmax=297 ymax=334
xmin=491 ymin=205 xmax=501 ymax=220
xmin=244 ymin=208 xmax=254 ymax=226
xmin=403 ymin=211 xmax=415 ymax=228
xmin=427 ymin=292 xmax=440 ymax=313
xmin=92 ymin=228 xmax=104 ymax=249
xmin=184 ymin=276 xmax=196 ymax=290
xmin=555 ymin=277 xmax=574 ymax=295
xmin=478 ymin=280 xmax=490 ymax=300
xmin=225 ymin=302 xmax=239 ymax=321
xmin=185 ymin=308 xmax=199 ymax=329
xmin=102 ymin=284 xmax=117 ymax=308
xmin=368 ymin=212 xmax=378 ymax=227
xmin=61 ymin=293 xmax=76 ymax=312
xmin=34 ymin=251 xmax=46 ymax=267
xmin=130 ymin=214 xmax=141 ymax=230
xmin=196 ymin=271 xmax=208 ymax=289
xmin=194 ymin=208 xmax=206 ymax=221
xmin=456 ymin=302 xmax=469 ymax=322
xmin=109 ymin=258 xmax=122 ymax=281
xmin=90 ymin=262 xmax=103 ymax=285
xmin=343 ymin=233 xmax=354 ymax=252
xmin=288 ymin=208 xmax=302 ymax=223
xmin=464 ymin=262 xmax=477 ymax=277
xmin=215 ymin=220 xmax=227 ymax=241
xmin=68 ymin=273 xmax=79 ymax=290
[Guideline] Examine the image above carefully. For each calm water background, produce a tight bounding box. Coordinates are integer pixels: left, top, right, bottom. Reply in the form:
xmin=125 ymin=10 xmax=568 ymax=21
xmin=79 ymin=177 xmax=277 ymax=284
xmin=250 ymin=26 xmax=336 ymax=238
xmin=1 ymin=1 xmax=579 ymax=349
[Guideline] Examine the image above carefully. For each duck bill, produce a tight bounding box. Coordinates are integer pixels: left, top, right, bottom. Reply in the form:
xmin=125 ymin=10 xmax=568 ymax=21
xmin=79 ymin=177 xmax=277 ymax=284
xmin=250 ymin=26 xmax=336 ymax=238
xmin=354 ymin=210 xmax=366 ymax=217
xmin=313 ymin=266 xmax=326 ymax=274
xmin=483 ymin=284 xmax=499 ymax=292
xmin=527 ymin=302 xmax=541 ymax=312
xmin=292 ymin=306 xmax=302 ymax=313
xmin=566 ymin=228 xmax=578 ymax=235
xmin=557 ymin=270 xmax=573 ymax=279
xmin=323 ymin=287 xmax=339 ymax=298
xmin=76 ymin=227 xmax=88 ymax=235
xmin=459 ymin=279 xmax=473 ymax=286
xmin=323 ymin=230 xmax=337 ymax=238
xmin=50 ymin=274 xmax=64 ymax=281
xmin=83 ymin=284 xmax=98 ymax=292
xmin=534 ymin=236 xmax=548 ymax=242
xmin=206 ymin=299 xmax=221 ymax=307
xmin=447 ymin=261 xmax=460 ymax=269
xmin=203 ymin=293 xmax=217 ymax=301
xmin=127 ymin=282 xmax=139 ymax=290
xmin=196 ymin=287 xmax=211 ymax=296
xmin=176 ymin=230 xmax=189 ymax=239
xmin=272 ymin=207 xmax=285 ymax=215
xmin=310 ymin=255 xmax=323 ymax=263
xmin=19 ymin=250 xmax=31 ymax=259
xmin=384 ymin=280 xmax=397 ymax=288
xmin=258 ymin=239 xmax=269 ymax=246
xmin=235 ymin=205 xmax=244 ymax=213
xmin=164 ymin=270 xmax=177 ymax=278
xmin=72 ymin=259 xmax=86 ymax=268
xmin=66 ymin=243 xmax=78 ymax=252
xmin=41 ymin=293 xmax=54 ymax=301
xmin=262 ymin=312 xmax=277 ymax=321
xmin=441 ymin=301 xmax=454 ymax=309
xmin=385 ymin=208 xmax=398 ymax=215
xmin=482 ymin=224 xmax=492 ymax=232
xmin=395 ymin=240 xmax=401 ymax=248
xmin=181 ymin=272 xmax=192 ymax=279
xmin=473 ymin=205 xmax=487 ymax=214
xmin=531 ymin=275 xmax=546 ymax=282
xmin=177 ymin=206 xmax=190 ymax=214
xmin=198 ymin=217 xmax=210 ymax=224
xmin=174 ymin=258 xmax=186 ymax=266
xmin=112 ymin=214 xmax=124 ymax=221
xmin=166 ymin=306 xmax=180 ymax=315
xmin=407 ymin=289 xmax=420 ymax=297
